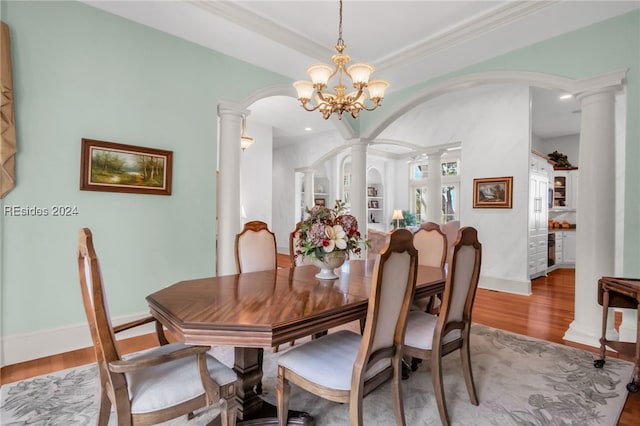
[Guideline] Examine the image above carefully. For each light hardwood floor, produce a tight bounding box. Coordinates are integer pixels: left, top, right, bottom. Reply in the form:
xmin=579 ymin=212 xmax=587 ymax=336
xmin=1 ymin=263 xmax=637 ymax=425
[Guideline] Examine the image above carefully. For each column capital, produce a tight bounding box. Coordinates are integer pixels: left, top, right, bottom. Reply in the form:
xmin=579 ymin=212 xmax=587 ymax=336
xmin=295 ymin=167 xmax=315 ymax=174
xmin=575 ymin=86 xmax=620 ymax=103
xmin=571 ymin=69 xmax=626 ymax=99
xmin=427 ymin=148 xmax=446 ymax=157
xmin=347 ymin=138 xmax=370 ymax=147
xmin=217 ymin=100 xmax=250 ymax=118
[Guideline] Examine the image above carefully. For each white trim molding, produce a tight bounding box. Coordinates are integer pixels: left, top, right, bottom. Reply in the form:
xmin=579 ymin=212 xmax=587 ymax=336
xmin=1 ymin=311 xmax=153 ymax=367
xmin=362 ymin=69 xmax=628 ymax=140
xmin=479 ymin=275 xmax=532 ymax=296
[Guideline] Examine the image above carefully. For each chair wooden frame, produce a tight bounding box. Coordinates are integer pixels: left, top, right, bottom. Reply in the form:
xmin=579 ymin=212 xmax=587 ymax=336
xmin=235 ymin=220 xmax=277 ymax=273
xmin=78 ymin=228 xmax=237 ymax=426
xmin=404 ymin=227 xmax=482 ymax=426
xmin=276 ymin=229 xmax=418 ymax=426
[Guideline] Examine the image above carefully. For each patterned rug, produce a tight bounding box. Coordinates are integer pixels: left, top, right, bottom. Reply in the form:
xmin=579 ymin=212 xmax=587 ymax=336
xmin=1 ymin=324 xmax=634 ymax=425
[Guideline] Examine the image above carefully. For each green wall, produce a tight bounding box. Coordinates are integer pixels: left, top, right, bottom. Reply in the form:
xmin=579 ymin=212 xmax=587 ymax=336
xmin=0 ymin=1 xmax=288 ymax=337
xmin=361 ymin=10 xmax=640 ymax=276
xmin=1 ymin=1 xmax=638 ymax=351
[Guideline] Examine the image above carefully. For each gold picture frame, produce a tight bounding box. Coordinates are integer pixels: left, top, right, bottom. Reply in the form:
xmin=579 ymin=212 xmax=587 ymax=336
xmin=473 ymin=176 xmax=513 ymax=208
xmin=80 ymin=139 xmax=172 ymax=195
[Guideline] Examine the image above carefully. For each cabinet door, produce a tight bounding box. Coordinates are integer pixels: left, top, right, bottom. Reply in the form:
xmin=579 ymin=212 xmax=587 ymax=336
xmin=555 ymin=232 xmax=563 ymax=263
xmin=563 ymin=232 xmax=576 ymax=264
xmin=553 ymin=170 xmax=578 ymax=210
xmin=529 ymin=173 xmax=548 ymax=234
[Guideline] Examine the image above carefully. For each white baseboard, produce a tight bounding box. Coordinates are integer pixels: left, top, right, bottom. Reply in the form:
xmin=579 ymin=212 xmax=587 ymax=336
xmin=563 ymin=319 xmax=616 ymax=349
xmin=1 ymin=311 xmax=153 ymax=367
xmin=478 ymin=275 xmax=532 ymax=295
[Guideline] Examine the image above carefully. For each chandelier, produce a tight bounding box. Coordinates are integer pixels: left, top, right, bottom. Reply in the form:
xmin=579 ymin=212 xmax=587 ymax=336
xmin=293 ymin=0 xmax=389 ymax=120
xmin=240 ymin=115 xmax=254 ymax=151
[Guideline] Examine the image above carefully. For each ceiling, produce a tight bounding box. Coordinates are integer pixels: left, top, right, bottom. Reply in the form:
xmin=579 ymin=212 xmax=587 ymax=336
xmin=85 ymin=0 xmax=637 ymax=146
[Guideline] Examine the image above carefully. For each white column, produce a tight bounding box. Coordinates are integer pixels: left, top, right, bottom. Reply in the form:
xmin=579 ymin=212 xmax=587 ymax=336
xmin=426 ymin=150 xmax=443 ymax=223
xmin=303 ymin=169 xmax=315 ymax=212
xmin=351 ymin=140 xmax=368 ymax=247
xmin=217 ymin=104 xmax=246 ymax=276
xmin=564 ymin=87 xmax=618 ymax=347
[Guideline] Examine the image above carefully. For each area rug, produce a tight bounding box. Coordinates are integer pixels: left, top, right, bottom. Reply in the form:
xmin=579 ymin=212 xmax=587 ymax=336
xmin=1 ymin=324 xmax=634 ymax=425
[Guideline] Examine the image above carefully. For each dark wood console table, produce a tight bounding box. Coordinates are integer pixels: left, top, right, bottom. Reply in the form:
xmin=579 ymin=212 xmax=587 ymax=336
xmin=595 ymin=276 xmax=640 ymax=392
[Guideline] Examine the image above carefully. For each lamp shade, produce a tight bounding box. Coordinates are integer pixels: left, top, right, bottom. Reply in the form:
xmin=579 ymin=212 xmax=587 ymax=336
xmin=293 ymin=80 xmax=315 ymax=100
xmin=307 ymin=64 xmax=333 ymax=86
xmin=392 ymin=209 xmax=404 ymax=220
xmin=347 ymin=63 xmax=374 ymax=85
xmin=240 ymin=135 xmax=254 ymax=151
xmin=367 ymin=80 xmax=389 ymax=100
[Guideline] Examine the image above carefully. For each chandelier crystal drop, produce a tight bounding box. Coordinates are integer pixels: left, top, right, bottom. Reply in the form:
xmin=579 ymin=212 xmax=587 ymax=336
xmin=293 ymin=0 xmax=389 ymax=120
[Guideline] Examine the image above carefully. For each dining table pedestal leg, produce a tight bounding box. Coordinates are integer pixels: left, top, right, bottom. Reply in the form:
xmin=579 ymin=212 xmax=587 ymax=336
xmin=234 ymin=347 xmax=314 ymax=426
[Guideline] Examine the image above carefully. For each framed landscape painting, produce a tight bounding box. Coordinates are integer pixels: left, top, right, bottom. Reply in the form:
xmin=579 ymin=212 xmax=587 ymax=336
xmin=473 ymin=176 xmax=513 ymax=208
xmin=80 ymin=139 xmax=173 ymax=195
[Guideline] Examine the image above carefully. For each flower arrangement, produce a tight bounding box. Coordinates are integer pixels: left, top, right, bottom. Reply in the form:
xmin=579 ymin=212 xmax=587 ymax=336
xmin=295 ymin=200 xmax=367 ymax=262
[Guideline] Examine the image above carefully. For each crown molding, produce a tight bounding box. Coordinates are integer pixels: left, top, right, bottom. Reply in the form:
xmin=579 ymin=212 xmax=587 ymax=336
xmin=188 ymin=0 xmax=333 ymax=61
xmin=376 ymin=0 xmax=558 ymax=74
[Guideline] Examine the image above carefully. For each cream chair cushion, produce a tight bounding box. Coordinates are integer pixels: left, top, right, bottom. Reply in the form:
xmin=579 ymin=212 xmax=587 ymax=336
xmin=403 ymin=311 xmax=461 ymax=351
xmin=277 ymin=330 xmax=391 ymax=391
xmin=124 ymin=343 xmax=237 ymax=414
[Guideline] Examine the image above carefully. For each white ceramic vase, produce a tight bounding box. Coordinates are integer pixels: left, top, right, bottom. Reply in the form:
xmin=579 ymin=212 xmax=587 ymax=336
xmin=310 ymin=250 xmax=347 ymax=280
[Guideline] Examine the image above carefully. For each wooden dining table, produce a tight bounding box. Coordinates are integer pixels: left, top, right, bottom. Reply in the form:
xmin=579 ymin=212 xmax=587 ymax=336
xmin=146 ymin=259 xmax=445 ymax=425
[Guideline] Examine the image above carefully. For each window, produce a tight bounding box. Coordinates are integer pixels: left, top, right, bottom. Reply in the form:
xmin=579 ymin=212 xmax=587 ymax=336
xmin=442 ymin=160 xmax=458 ymax=176
xmin=412 ymin=162 xmax=428 ymax=180
xmin=414 ymin=187 xmax=427 ymax=223
xmin=442 ymin=184 xmax=458 ymax=223
xmin=408 ymin=151 xmax=460 ymax=223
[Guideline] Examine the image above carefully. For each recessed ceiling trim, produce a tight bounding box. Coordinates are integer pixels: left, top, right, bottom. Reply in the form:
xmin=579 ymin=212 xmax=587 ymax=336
xmin=188 ymin=0 xmax=333 ymax=61
xmin=376 ymin=0 xmax=558 ymax=73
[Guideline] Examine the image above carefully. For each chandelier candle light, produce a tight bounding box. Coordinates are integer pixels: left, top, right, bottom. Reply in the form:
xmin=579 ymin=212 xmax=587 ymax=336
xmin=293 ymin=0 xmax=389 ymax=120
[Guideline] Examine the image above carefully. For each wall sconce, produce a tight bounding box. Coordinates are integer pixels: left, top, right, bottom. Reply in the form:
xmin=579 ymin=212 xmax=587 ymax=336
xmin=240 ymin=115 xmax=254 ymax=151
xmin=392 ymin=209 xmax=404 ymax=228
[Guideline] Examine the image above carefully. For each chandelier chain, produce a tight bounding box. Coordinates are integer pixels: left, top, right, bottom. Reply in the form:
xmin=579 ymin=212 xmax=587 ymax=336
xmin=337 ymin=0 xmax=343 ymax=46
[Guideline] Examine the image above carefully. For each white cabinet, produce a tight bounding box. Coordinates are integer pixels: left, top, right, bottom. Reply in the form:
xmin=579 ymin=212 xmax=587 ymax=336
xmin=552 ymin=169 xmax=578 ymax=210
xmin=552 ymin=231 xmax=576 ymax=267
xmin=300 ymin=176 xmax=331 ymax=220
xmin=529 ymin=170 xmax=549 ymax=278
xmin=367 ymin=183 xmax=383 ymax=225
xmin=562 ymin=232 xmax=576 ymax=265
xmin=312 ymin=177 xmax=330 ymax=206
xmin=555 ymin=233 xmax=563 ymax=265
xmin=367 ymin=167 xmax=384 ymax=226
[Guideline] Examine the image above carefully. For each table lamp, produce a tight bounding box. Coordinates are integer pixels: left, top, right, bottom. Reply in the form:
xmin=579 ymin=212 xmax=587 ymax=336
xmin=392 ymin=209 xmax=404 ymax=228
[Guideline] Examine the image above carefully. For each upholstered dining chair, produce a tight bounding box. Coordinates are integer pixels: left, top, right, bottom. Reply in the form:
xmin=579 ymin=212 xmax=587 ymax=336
xmin=403 ymin=226 xmax=482 ymax=426
xmin=235 ymin=220 xmax=277 ymax=273
xmin=412 ymin=222 xmax=447 ymax=314
xmin=276 ymin=228 xmax=418 ymax=426
xmin=77 ymin=228 xmax=237 ymax=426
xmin=440 ymin=219 xmax=461 ymax=256
xmin=235 ymin=220 xmax=283 ymax=380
